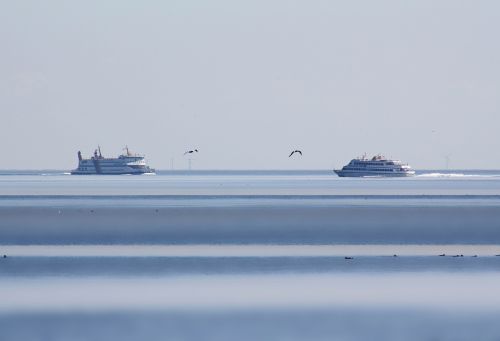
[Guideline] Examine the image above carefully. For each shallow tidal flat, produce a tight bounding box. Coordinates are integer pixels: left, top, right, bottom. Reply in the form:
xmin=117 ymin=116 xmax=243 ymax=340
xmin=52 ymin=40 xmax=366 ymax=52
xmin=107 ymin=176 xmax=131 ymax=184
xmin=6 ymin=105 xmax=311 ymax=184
xmin=1 ymin=171 xmax=500 ymax=340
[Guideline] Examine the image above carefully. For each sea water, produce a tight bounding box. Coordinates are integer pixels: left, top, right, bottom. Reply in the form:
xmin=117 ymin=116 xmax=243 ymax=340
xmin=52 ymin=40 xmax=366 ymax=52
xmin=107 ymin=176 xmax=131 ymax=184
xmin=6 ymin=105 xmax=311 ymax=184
xmin=1 ymin=170 xmax=500 ymax=340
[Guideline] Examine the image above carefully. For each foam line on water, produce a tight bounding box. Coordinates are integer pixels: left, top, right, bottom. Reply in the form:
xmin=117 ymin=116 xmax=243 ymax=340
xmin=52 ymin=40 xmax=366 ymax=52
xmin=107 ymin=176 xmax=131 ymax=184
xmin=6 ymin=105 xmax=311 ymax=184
xmin=3 ymin=244 xmax=500 ymax=257
xmin=417 ymin=173 xmax=500 ymax=178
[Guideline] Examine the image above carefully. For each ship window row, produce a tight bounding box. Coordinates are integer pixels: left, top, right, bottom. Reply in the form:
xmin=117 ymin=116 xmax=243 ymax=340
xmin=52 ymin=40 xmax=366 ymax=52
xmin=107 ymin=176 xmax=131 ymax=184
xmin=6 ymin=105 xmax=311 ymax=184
xmin=347 ymin=168 xmax=399 ymax=171
xmin=352 ymin=162 xmax=394 ymax=166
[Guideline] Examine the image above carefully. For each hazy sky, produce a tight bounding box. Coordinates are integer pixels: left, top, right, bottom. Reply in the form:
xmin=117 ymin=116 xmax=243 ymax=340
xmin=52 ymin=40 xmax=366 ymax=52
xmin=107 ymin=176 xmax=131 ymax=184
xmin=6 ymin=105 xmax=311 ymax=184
xmin=1 ymin=1 xmax=499 ymax=169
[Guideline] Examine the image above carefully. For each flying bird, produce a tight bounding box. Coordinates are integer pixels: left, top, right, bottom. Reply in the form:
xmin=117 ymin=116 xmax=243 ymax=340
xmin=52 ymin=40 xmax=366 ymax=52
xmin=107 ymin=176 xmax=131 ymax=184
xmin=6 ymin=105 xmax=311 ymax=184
xmin=184 ymin=149 xmax=199 ymax=155
xmin=289 ymin=150 xmax=302 ymax=157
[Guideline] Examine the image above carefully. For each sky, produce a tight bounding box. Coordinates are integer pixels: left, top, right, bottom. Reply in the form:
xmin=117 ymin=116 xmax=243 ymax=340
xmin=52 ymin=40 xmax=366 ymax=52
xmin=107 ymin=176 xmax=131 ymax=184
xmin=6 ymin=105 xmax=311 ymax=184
xmin=1 ymin=0 xmax=499 ymax=170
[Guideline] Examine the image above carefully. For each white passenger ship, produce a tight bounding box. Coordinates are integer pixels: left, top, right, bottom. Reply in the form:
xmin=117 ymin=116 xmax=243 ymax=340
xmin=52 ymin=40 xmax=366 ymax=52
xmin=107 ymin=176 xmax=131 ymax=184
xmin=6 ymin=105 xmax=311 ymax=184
xmin=334 ymin=155 xmax=415 ymax=177
xmin=71 ymin=146 xmax=155 ymax=175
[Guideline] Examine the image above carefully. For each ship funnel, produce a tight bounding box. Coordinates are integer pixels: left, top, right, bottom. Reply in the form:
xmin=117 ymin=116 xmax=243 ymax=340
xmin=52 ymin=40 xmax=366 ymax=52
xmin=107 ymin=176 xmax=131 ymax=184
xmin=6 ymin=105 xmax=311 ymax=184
xmin=78 ymin=151 xmax=82 ymax=161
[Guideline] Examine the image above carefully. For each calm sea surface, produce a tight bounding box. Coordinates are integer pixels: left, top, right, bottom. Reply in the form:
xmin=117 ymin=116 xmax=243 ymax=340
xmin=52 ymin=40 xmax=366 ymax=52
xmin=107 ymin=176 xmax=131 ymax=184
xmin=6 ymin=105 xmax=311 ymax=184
xmin=1 ymin=170 xmax=500 ymax=340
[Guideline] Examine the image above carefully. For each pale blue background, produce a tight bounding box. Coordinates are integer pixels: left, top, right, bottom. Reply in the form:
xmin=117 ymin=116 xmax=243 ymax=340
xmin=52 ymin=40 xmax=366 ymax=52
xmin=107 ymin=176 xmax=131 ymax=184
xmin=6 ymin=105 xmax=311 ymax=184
xmin=1 ymin=1 xmax=499 ymax=169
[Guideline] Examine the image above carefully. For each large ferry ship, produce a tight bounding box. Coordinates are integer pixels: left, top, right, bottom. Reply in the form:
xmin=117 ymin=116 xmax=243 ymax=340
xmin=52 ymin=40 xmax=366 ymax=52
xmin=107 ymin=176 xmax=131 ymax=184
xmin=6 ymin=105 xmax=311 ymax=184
xmin=334 ymin=154 xmax=415 ymax=177
xmin=71 ymin=146 xmax=155 ymax=175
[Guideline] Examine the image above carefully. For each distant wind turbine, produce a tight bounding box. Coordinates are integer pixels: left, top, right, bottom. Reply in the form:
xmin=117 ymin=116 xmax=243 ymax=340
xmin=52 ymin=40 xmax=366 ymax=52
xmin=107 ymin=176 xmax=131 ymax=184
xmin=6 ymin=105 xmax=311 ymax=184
xmin=444 ymin=154 xmax=451 ymax=170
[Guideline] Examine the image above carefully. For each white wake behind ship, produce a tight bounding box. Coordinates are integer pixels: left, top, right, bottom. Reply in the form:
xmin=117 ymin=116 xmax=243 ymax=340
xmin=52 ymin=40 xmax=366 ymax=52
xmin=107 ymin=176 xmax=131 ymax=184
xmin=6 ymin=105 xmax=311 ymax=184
xmin=334 ymin=154 xmax=415 ymax=177
xmin=71 ymin=146 xmax=155 ymax=175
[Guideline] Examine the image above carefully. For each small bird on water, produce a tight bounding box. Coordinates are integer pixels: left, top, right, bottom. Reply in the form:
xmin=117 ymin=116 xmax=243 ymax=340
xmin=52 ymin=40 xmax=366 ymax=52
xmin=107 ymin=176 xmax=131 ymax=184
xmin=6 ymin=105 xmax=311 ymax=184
xmin=289 ymin=150 xmax=302 ymax=157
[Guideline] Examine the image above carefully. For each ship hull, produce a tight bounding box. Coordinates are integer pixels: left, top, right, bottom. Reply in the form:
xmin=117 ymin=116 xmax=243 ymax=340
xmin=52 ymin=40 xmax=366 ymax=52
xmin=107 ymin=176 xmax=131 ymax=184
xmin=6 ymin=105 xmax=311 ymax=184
xmin=70 ymin=170 xmax=155 ymax=175
xmin=334 ymin=170 xmax=415 ymax=177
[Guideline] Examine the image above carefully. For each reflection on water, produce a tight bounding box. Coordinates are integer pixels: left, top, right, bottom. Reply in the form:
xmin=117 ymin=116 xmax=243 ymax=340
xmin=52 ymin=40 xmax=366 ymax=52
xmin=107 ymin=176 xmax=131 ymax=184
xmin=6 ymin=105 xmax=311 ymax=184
xmin=4 ymin=244 xmax=500 ymax=257
xmin=2 ymin=171 xmax=500 ymax=339
xmin=3 ymin=204 xmax=500 ymax=244
xmin=2 ymin=273 xmax=500 ymax=311
xmin=2 ymin=309 xmax=500 ymax=341
xmin=1 ymin=273 xmax=500 ymax=340
xmin=2 ymin=254 xmax=500 ymax=278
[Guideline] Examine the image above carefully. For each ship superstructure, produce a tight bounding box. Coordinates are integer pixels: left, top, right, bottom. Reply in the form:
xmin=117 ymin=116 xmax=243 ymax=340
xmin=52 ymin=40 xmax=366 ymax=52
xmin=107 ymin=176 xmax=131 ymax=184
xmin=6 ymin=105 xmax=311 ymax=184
xmin=71 ymin=146 xmax=155 ymax=175
xmin=334 ymin=154 xmax=415 ymax=177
